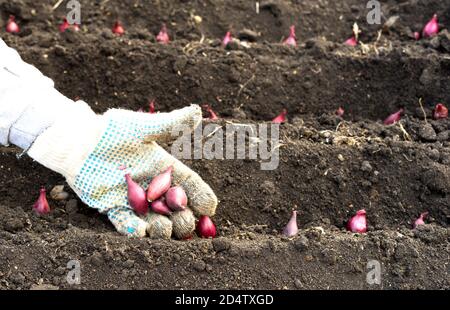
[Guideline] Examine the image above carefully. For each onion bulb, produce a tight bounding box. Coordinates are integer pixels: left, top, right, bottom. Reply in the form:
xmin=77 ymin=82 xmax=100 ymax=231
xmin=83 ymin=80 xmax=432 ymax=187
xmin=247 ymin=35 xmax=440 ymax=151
xmin=283 ymin=25 xmax=296 ymax=47
xmin=59 ymin=18 xmax=70 ymax=33
xmin=347 ymin=209 xmax=367 ymax=233
xmin=383 ymin=108 xmax=404 ymax=125
xmin=272 ymin=109 xmax=287 ymax=123
xmin=197 ymin=215 xmax=216 ymax=238
xmin=413 ymin=212 xmax=428 ymax=229
xmin=433 ymin=103 xmax=448 ymax=120
xmin=336 ymin=107 xmax=345 ymax=117
xmin=125 ymin=174 xmax=148 ymax=215
xmin=149 ymin=100 xmax=156 ymax=114
xmin=147 ymin=166 xmax=173 ymax=202
xmin=112 ymin=21 xmax=125 ymax=35
xmin=156 ymin=24 xmax=170 ymax=44
xmin=282 ymin=210 xmax=298 ymax=237
xmin=222 ymin=31 xmax=232 ymax=47
xmin=344 ymin=36 xmax=357 ymax=46
xmin=422 ymin=14 xmax=439 ymax=38
xmin=151 ymin=198 xmax=172 ymax=216
xmin=33 ymin=188 xmax=51 ymax=215
xmin=165 ymin=186 xmax=187 ymax=211
xmin=6 ymin=15 xmax=19 ymax=34
xmin=202 ymin=104 xmax=219 ymax=120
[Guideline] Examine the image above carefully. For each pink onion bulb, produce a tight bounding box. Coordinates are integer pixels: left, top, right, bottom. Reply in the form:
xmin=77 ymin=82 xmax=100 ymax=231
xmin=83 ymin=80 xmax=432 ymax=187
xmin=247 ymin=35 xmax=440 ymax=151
xmin=282 ymin=210 xmax=299 ymax=237
xmin=197 ymin=215 xmax=217 ymax=238
xmin=125 ymin=174 xmax=148 ymax=215
xmin=147 ymin=166 xmax=173 ymax=202
xmin=165 ymin=186 xmax=188 ymax=211
xmin=347 ymin=209 xmax=367 ymax=233
xmin=33 ymin=188 xmax=51 ymax=215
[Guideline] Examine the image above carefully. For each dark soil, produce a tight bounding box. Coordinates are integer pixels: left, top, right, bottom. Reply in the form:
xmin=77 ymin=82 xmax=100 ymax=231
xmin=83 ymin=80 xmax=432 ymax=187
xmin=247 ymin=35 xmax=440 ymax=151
xmin=0 ymin=0 xmax=449 ymax=290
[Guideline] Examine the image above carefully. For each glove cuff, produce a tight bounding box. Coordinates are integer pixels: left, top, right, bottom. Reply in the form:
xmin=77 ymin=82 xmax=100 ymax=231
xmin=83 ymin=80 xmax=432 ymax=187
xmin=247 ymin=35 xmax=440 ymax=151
xmin=27 ymin=100 xmax=105 ymax=185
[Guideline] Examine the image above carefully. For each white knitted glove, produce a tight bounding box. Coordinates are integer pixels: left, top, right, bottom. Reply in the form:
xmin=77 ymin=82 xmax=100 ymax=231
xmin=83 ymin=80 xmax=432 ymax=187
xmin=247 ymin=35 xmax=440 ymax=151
xmin=29 ymin=104 xmax=217 ymax=238
xmin=0 ymin=38 xmax=217 ymax=238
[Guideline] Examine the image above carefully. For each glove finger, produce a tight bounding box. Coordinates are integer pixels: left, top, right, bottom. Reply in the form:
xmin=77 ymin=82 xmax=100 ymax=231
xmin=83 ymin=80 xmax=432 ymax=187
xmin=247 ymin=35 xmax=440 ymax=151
xmin=104 ymin=104 xmax=202 ymax=143
xmin=107 ymin=207 xmax=148 ymax=238
xmin=172 ymin=163 xmax=218 ymax=217
xmin=144 ymin=212 xmax=173 ymax=239
xmin=148 ymin=143 xmax=218 ymax=217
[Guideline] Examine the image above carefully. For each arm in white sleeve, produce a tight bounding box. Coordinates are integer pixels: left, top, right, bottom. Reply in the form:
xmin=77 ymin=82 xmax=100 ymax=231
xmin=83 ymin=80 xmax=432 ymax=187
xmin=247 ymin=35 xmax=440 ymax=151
xmin=0 ymin=37 xmax=78 ymax=150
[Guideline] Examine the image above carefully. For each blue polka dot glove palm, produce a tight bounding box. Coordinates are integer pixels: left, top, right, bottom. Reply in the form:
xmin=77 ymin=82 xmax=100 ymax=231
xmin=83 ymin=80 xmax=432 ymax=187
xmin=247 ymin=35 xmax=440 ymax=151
xmin=27 ymin=102 xmax=218 ymax=238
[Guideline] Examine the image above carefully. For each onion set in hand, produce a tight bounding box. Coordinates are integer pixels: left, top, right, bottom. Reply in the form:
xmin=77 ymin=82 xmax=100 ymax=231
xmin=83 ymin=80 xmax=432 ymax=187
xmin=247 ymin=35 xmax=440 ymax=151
xmin=125 ymin=174 xmax=148 ymax=215
xmin=124 ymin=166 xmax=217 ymax=240
xmin=147 ymin=166 xmax=173 ymax=202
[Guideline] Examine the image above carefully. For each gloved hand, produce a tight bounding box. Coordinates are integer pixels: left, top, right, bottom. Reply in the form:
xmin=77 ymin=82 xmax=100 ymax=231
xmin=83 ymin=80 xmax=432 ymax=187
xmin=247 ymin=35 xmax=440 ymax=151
xmin=30 ymin=104 xmax=217 ymax=238
xmin=0 ymin=38 xmax=217 ymax=238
